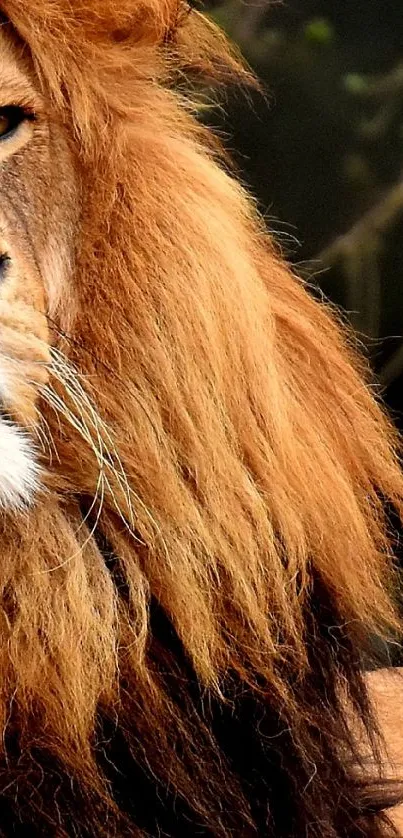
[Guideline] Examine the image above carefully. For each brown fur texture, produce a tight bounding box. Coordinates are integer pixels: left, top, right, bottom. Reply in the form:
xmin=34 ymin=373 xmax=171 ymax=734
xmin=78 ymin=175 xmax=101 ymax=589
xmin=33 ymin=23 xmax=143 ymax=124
xmin=0 ymin=1 xmax=400 ymax=835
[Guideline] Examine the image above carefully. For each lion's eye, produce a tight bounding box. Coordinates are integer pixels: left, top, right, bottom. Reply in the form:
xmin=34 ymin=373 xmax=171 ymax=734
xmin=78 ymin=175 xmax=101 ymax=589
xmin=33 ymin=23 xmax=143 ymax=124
xmin=0 ymin=106 xmax=31 ymax=140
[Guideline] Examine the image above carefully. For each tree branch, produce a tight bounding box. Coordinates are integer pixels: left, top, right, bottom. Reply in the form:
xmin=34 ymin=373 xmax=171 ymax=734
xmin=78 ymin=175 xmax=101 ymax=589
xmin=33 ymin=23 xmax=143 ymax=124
xmin=314 ymin=177 xmax=403 ymax=341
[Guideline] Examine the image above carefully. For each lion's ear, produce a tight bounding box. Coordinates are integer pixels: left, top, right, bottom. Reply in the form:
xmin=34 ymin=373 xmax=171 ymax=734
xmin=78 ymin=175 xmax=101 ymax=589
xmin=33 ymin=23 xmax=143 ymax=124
xmin=1 ymin=0 xmax=181 ymax=51
xmin=0 ymin=0 xmax=217 ymax=48
xmin=1 ymin=0 xmax=253 ymax=82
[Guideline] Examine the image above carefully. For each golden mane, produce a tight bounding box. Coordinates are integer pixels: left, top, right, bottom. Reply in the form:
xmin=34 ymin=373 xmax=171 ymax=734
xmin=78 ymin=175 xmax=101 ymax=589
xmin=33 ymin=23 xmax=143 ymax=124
xmin=0 ymin=1 xmax=401 ymax=835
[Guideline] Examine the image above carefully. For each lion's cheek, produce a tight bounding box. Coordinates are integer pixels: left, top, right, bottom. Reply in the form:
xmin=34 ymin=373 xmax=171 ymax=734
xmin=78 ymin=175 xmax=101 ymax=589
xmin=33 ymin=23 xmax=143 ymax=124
xmin=0 ymin=319 xmax=47 ymax=508
xmin=0 ymin=313 xmax=50 ymax=424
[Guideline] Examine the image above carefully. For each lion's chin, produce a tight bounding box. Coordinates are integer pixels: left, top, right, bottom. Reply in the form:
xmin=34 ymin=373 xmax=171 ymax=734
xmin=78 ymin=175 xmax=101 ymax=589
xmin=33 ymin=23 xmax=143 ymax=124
xmin=0 ymin=421 xmax=38 ymax=509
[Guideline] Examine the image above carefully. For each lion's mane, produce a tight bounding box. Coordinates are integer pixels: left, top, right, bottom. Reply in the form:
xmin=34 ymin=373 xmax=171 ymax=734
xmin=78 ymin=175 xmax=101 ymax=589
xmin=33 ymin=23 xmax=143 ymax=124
xmin=0 ymin=1 xmax=401 ymax=835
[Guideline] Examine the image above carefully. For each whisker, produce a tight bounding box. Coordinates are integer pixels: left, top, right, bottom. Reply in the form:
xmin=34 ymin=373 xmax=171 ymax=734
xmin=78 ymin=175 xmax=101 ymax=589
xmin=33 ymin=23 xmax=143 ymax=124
xmin=74 ymin=468 xmax=105 ymax=537
xmin=38 ymin=470 xmax=106 ymax=573
xmin=43 ymin=349 xmax=170 ymax=555
xmin=46 ymin=318 xmax=162 ymax=442
xmin=48 ymin=350 xmax=159 ymax=547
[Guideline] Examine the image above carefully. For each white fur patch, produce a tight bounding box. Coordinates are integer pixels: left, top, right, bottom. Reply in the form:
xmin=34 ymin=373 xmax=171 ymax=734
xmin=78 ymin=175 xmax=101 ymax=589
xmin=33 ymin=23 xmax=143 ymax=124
xmin=0 ymin=422 xmax=38 ymax=509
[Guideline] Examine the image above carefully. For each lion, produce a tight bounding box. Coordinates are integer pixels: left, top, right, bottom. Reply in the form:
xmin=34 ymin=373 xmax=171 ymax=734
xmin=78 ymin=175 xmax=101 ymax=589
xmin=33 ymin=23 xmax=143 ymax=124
xmin=0 ymin=1 xmax=400 ymax=835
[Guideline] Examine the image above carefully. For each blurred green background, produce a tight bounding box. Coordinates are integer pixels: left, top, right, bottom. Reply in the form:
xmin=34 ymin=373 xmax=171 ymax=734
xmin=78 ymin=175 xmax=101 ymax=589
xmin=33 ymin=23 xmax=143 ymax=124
xmin=205 ymin=0 xmax=403 ymax=428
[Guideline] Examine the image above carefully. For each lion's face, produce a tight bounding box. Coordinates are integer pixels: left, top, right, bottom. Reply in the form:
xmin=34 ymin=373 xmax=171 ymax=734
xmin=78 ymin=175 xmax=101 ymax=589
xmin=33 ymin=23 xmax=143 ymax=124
xmin=0 ymin=25 xmax=78 ymax=508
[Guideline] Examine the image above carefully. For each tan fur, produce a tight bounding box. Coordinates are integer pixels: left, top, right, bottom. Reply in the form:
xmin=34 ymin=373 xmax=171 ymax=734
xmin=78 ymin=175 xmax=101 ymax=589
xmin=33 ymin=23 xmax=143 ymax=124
xmin=365 ymin=670 xmax=403 ymax=833
xmin=0 ymin=2 xmax=400 ymax=834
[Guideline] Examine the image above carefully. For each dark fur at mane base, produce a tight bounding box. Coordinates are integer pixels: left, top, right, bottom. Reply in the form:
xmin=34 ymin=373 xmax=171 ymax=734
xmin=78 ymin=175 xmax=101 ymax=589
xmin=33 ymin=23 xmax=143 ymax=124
xmin=0 ymin=568 xmax=398 ymax=837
